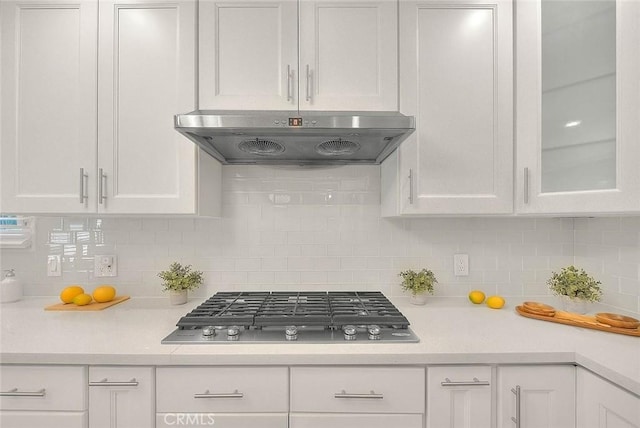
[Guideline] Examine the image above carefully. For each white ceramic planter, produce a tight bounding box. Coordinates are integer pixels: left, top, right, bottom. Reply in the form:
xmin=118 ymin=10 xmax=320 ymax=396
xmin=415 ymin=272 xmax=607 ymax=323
xmin=559 ymin=295 xmax=589 ymax=314
xmin=169 ymin=290 xmax=188 ymax=305
xmin=410 ymin=293 xmax=427 ymax=305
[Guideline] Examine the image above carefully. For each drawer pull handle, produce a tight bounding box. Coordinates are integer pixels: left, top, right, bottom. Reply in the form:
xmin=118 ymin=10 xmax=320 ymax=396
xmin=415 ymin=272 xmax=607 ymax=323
xmin=89 ymin=378 xmax=138 ymax=387
xmin=441 ymin=377 xmax=490 ymax=387
xmin=194 ymin=389 xmax=243 ymax=399
xmin=0 ymin=388 xmax=46 ymax=397
xmin=334 ymin=390 xmax=383 ymax=399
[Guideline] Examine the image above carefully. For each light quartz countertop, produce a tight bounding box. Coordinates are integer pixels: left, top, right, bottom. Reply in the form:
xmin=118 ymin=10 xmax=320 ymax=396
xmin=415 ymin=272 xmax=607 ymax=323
xmin=1 ymin=296 xmax=638 ymax=396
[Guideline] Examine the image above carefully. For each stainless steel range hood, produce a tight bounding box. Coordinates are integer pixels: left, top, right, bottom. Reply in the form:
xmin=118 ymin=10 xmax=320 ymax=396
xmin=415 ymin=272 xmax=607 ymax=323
xmin=174 ymin=111 xmax=415 ymax=165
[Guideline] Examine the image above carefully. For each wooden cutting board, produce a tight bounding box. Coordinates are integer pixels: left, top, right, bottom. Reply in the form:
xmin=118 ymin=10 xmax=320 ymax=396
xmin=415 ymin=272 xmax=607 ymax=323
xmin=516 ymin=306 xmax=640 ymax=337
xmin=45 ymin=295 xmax=130 ymax=311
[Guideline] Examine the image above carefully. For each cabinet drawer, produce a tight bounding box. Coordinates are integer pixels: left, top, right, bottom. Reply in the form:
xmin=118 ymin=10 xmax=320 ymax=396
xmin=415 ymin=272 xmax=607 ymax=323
xmin=157 ymin=412 xmax=288 ymax=428
xmin=156 ymin=367 xmax=288 ymax=413
xmin=0 ymin=365 xmax=86 ymax=411
xmin=290 ymin=413 xmax=423 ymax=428
xmin=290 ymin=367 xmax=425 ymax=413
xmin=0 ymin=410 xmax=86 ymax=428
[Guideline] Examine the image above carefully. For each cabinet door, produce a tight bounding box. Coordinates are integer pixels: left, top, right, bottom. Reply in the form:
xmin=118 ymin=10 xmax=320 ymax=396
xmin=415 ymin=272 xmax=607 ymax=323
xmin=577 ymin=368 xmax=640 ymax=428
xmin=427 ymin=366 xmax=492 ymax=428
xmin=386 ymin=0 xmax=513 ymax=215
xmin=98 ymin=0 xmax=209 ymax=214
xmin=199 ymin=0 xmax=298 ymax=110
xmin=498 ymin=365 xmax=575 ymax=428
xmin=516 ymin=0 xmax=640 ymax=214
xmin=290 ymin=413 xmax=423 ymax=428
xmin=0 ymin=0 xmax=97 ymax=214
xmin=88 ymin=366 xmax=154 ymax=428
xmin=298 ymin=0 xmax=398 ymax=111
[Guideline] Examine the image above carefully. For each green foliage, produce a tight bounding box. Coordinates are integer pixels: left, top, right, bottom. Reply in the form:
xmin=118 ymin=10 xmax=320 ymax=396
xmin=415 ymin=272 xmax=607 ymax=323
xmin=547 ymin=265 xmax=602 ymax=302
xmin=399 ymin=269 xmax=437 ymax=296
xmin=158 ymin=262 xmax=204 ymax=292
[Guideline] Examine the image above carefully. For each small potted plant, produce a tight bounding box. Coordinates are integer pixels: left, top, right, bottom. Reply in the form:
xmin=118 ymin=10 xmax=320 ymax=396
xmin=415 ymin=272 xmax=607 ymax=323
xmin=158 ymin=262 xmax=204 ymax=305
xmin=547 ymin=265 xmax=602 ymax=314
xmin=399 ymin=268 xmax=438 ymax=305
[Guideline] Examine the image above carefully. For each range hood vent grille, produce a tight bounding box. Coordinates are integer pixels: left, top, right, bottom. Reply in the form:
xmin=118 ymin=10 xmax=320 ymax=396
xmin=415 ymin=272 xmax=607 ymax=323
xmin=316 ymin=139 xmax=360 ymax=156
xmin=238 ymin=138 xmax=285 ymax=156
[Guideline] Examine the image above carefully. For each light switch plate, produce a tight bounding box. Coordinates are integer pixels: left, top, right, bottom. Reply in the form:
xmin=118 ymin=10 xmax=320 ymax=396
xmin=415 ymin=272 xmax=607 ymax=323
xmin=47 ymin=255 xmax=62 ymax=277
xmin=94 ymin=255 xmax=117 ymax=277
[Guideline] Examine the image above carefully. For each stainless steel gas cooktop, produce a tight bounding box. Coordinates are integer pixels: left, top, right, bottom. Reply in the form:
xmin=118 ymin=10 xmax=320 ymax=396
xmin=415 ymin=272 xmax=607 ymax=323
xmin=161 ymin=291 xmax=419 ymax=344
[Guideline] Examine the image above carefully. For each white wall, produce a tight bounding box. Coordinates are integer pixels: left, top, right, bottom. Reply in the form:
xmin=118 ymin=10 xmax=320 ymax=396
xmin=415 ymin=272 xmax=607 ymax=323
xmin=1 ymin=166 xmax=638 ymax=313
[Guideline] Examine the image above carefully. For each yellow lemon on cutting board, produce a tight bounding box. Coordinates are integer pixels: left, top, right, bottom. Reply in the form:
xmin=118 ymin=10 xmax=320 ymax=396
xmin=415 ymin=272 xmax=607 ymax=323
xmin=486 ymin=295 xmax=506 ymax=309
xmin=73 ymin=293 xmax=93 ymax=306
xmin=92 ymin=285 xmax=116 ymax=303
xmin=468 ymin=290 xmax=486 ymax=304
xmin=60 ymin=285 xmax=85 ymax=304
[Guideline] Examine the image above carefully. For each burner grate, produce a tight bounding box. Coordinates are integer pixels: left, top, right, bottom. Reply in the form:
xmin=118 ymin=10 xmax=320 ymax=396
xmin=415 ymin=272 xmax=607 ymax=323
xmin=254 ymin=292 xmax=332 ymax=326
xmin=176 ymin=292 xmax=269 ymax=328
xmin=329 ymin=291 xmax=410 ymax=327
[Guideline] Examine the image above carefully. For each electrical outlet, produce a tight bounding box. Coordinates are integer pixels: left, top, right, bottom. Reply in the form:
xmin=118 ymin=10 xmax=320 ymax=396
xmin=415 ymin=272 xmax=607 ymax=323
xmin=454 ymin=254 xmax=469 ymax=276
xmin=94 ymin=255 xmax=117 ymax=277
xmin=47 ymin=255 xmax=62 ymax=277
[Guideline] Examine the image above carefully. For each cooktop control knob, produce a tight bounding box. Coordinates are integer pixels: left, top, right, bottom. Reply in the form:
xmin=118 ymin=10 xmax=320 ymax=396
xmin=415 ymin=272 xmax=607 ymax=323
xmin=202 ymin=326 xmax=216 ymax=337
xmin=367 ymin=325 xmax=381 ymax=340
xmin=343 ymin=325 xmax=357 ymax=341
xmin=227 ymin=326 xmax=240 ymax=341
xmin=285 ymin=326 xmax=298 ymax=341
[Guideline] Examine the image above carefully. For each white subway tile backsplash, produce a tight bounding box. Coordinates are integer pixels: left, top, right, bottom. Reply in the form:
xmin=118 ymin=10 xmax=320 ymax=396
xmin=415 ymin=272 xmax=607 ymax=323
xmin=1 ymin=165 xmax=638 ymax=314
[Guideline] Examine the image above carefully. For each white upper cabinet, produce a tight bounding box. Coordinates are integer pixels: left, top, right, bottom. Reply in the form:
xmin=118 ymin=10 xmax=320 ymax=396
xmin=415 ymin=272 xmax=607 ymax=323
xmin=98 ymin=0 xmax=219 ymax=215
xmin=199 ymin=0 xmax=298 ymax=110
xmin=199 ymin=0 xmax=398 ymax=111
xmin=1 ymin=0 xmax=221 ymax=215
xmin=516 ymin=0 xmax=640 ymax=214
xmin=0 ymin=0 xmax=98 ymax=214
xmin=382 ymin=0 xmax=513 ymax=216
xmin=298 ymin=0 xmax=398 ymax=111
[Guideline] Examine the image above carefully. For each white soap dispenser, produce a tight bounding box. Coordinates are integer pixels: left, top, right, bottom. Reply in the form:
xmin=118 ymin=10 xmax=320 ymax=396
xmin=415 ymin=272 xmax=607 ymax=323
xmin=1 ymin=269 xmax=23 ymax=303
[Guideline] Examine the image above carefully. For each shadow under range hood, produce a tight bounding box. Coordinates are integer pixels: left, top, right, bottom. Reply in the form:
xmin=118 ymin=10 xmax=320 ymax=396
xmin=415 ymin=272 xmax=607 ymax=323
xmin=174 ymin=111 xmax=415 ymax=165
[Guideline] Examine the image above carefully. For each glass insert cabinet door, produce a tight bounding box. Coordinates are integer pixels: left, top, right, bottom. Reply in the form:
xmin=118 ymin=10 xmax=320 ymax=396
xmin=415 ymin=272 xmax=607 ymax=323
xmin=516 ymin=0 xmax=640 ymax=214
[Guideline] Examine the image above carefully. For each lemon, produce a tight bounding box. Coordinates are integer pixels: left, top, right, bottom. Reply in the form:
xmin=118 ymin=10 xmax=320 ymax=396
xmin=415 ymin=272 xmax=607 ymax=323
xmin=93 ymin=285 xmax=116 ymax=303
xmin=73 ymin=293 xmax=93 ymax=306
xmin=468 ymin=290 xmax=486 ymax=304
xmin=486 ymin=295 xmax=506 ymax=309
xmin=60 ymin=285 xmax=85 ymax=304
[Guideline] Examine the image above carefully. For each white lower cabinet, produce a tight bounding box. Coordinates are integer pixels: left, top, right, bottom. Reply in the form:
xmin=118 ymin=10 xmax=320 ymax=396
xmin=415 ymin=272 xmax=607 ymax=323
xmin=289 ymin=366 xmax=425 ymax=428
xmin=427 ymin=365 xmax=493 ymax=428
xmin=0 ymin=365 xmax=87 ymax=428
xmin=577 ymin=368 xmax=640 ymax=428
xmin=88 ymin=366 xmax=154 ymax=428
xmin=156 ymin=367 xmax=288 ymax=428
xmin=497 ymin=365 xmax=576 ymax=428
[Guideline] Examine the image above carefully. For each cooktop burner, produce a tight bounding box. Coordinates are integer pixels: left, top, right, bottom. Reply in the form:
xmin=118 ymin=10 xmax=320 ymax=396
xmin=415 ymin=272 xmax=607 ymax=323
xmin=162 ymin=291 xmax=419 ymax=344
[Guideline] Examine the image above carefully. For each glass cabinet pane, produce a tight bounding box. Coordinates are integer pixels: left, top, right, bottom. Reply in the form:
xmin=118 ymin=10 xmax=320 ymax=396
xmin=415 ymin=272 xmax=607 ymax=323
xmin=541 ymin=0 xmax=616 ymax=193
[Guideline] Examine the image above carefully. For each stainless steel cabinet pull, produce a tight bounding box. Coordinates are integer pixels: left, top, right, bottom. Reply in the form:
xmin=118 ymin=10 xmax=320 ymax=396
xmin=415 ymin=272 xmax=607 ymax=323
xmin=441 ymin=377 xmax=490 ymax=387
xmin=286 ymin=64 xmax=293 ymax=102
xmin=511 ymin=385 xmax=521 ymax=427
xmin=523 ymin=167 xmax=529 ymax=204
xmin=89 ymin=378 xmax=138 ymax=387
xmin=79 ymin=168 xmax=88 ymax=203
xmin=408 ymin=168 xmax=414 ymax=204
xmin=194 ymin=389 xmax=243 ymax=399
xmin=98 ymin=168 xmax=107 ymax=204
xmin=305 ymin=64 xmax=312 ymax=102
xmin=334 ymin=390 xmax=383 ymax=399
xmin=0 ymin=388 xmax=46 ymax=397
